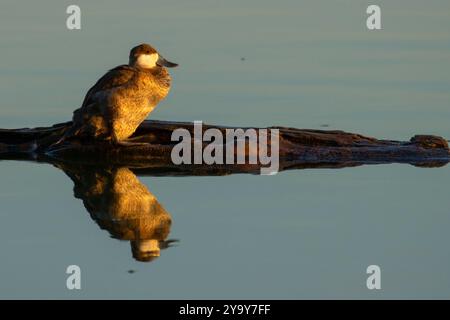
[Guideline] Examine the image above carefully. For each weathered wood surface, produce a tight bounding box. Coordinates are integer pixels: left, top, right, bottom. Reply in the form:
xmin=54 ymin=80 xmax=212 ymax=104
xmin=0 ymin=120 xmax=449 ymax=175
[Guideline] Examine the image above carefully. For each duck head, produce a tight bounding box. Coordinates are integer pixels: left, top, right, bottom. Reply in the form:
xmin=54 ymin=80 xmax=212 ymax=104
xmin=129 ymin=43 xmax=178 ymax=69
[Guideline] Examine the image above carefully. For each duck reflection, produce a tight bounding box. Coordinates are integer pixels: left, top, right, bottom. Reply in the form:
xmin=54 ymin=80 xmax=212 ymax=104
xmin=56 ymin=164 xmax=177 ymax=262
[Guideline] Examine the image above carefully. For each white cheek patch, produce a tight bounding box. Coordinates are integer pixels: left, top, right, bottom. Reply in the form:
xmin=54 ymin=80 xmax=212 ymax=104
xmin=137 ymin=240 xmax=160 ymax=255
xmin=136 ymin=53 xmax=159 ymax=68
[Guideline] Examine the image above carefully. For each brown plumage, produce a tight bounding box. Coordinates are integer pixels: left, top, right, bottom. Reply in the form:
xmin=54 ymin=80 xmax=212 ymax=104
xmin=60 ymin=43 xmax=177 ymax=145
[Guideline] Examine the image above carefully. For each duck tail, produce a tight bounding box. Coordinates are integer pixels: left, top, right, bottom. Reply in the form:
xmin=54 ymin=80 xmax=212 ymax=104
xmin=48 ymin=125 xmax=81 ymax=150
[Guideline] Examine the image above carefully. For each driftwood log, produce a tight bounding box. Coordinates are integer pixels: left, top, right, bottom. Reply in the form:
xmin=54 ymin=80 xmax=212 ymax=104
xmin=0 ymin=120 xmax=449 ymax=175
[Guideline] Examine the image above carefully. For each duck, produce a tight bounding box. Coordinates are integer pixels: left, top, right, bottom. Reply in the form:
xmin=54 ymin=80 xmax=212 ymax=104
xmin=57 ymin=43 xmax=177 ymax=147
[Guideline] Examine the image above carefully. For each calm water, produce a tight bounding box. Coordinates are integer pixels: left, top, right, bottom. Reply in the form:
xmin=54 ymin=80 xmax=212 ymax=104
xmin=0 ymin=0 xmax=449 ymax=299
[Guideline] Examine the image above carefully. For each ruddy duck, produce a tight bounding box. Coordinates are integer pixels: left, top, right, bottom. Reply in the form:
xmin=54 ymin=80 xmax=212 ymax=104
xmin=59 ymin=43 xmax=177 ymax=146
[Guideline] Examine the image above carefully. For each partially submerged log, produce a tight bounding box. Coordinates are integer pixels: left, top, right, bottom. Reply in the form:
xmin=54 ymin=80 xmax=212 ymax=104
xmin=0 ymin=120 xmax=449 ymax=175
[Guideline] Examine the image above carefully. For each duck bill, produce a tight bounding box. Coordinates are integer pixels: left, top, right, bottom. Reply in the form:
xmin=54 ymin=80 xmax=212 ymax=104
xmin=156 ymin=55 xmax=178 ymax=68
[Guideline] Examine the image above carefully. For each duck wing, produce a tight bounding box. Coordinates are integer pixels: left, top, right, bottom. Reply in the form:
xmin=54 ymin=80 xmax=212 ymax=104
xmin=80 ymin=65 xmax=136 ymax=109
xmin=63 ymin=65 xmax=136 ymax=140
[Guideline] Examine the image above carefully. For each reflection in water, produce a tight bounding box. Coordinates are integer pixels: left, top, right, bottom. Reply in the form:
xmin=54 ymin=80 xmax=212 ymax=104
xmin=56 ymin=164 xmax=177 ymax=262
